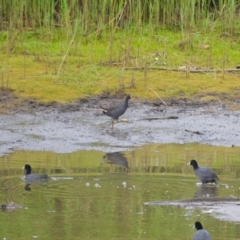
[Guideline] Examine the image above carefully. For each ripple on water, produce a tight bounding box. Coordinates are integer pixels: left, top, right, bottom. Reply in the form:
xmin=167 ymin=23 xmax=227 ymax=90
xmin=0 ymin=144 xmax=240 ymax=239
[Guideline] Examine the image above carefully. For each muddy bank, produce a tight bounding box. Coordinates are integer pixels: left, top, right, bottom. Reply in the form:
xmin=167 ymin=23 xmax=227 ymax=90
xmin=0 ymin=89 xmax=240 ymax=156
xmin=145 ymin=196 xmax=240 ymax=223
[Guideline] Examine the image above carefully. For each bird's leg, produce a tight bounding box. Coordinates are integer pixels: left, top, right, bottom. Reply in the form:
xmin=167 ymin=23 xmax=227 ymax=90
xmin=111 ymin=119 xmax=114 ymax=130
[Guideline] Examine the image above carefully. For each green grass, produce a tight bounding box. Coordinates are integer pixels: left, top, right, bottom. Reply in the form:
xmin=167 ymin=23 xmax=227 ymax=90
xmin=0 ymin=26 xmax=240 ymax=103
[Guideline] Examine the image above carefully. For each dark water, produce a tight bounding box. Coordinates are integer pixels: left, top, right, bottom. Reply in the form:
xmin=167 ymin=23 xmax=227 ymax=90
xmin=0 ymin=143 xmax=240 ymax=239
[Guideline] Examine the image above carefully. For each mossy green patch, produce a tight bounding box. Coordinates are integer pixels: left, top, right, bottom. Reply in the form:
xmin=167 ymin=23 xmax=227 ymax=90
xmin=0 ymin=27 xmax=240 ymax=103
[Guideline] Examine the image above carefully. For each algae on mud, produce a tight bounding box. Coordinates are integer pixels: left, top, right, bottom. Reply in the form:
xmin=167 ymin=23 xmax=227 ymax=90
xmin=1 ymin=1 xmax=240 ymax=104
xmin=1 ymin=27 xmax=240 ymax=104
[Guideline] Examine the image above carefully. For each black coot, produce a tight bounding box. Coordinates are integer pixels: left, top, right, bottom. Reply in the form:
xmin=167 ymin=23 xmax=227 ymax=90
xmin=188 ymin=159 xmax=219 ymax=185
xmin=100 ymin=95 xmax=131 ymax=129
xmin=193 ymin=221 xmax=211 ymax=240
xmin=23 ymin=164 xmax=48 ymax=184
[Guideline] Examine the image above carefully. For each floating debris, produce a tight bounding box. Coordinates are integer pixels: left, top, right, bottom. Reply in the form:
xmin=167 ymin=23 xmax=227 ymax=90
xmin=0 ymin=202 xmax=22 ymax=212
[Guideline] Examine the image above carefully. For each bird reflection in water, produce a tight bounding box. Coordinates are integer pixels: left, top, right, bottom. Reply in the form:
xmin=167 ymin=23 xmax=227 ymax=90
xmin=194 ymin=185 xmax=218 ymax=198
xmin=102 ymin=152 xmax=129 ymax=170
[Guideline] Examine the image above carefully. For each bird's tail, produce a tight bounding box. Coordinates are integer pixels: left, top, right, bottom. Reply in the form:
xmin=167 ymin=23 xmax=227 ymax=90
xmin=99 ymin=106 xmax=108 ymax=114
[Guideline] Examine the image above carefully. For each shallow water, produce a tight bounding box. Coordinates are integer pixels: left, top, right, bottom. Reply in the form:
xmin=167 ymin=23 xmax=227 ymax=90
xmin=0 ymin=143 xmax=240 ymax=239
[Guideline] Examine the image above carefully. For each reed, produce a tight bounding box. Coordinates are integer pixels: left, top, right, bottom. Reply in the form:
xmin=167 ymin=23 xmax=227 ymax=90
xmin=1 ymin=1 xmax=238 ymax=31
xmin=0 ymin=0 xmax=240 ymax=103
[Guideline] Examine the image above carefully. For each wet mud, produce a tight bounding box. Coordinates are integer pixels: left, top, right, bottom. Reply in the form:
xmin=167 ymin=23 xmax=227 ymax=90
xmin=145 ymin=196 xmax=240 ymax=223
xmin=1 ymin=89 xmax=240 ymax=222
xmin=0 ymin=89 xmax=240 ymax=156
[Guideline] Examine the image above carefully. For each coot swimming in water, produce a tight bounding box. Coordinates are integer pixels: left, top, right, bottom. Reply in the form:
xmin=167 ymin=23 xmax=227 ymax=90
xmin=100 ymin=95 xmax=131 ymax=129
xmin=193 ymin=221 xmax=211 ymax=240
xmin=23 ymin=164 xmax=48 ymax=184
xmin=188 ymin=159 xmax=219 ymax=185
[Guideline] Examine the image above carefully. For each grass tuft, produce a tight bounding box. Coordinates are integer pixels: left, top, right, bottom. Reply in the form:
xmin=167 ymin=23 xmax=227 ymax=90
xmin=0 ymin=1 xmax=239 ymax=104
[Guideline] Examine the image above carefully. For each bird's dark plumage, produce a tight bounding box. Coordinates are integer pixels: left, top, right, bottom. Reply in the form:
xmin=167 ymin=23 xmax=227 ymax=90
xmin=102 ymin=152 xmax=128 ymax=168
xmin=193 ymin=221 xmax=211 ymax=240
xmin=188 ymin=159 xmax=219 ymax=185
xmin=23 ymin=164 xmax=48 ymax=184
xmin=100 ymin=95 xmax=131 ymax=129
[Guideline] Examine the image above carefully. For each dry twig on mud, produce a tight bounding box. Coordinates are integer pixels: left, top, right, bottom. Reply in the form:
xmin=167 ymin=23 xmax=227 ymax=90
xmin=147 ymin=88 xmax=168 ymax=107
xmin=185 ymin=129 xmax=204 ymax=135
xmin=138 ymin=116 xmax=178 ymax=121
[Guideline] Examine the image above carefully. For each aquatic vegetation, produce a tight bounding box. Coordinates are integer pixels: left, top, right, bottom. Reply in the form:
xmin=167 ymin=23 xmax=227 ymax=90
xmin=0 ymin=0 xmax=240 ymax=103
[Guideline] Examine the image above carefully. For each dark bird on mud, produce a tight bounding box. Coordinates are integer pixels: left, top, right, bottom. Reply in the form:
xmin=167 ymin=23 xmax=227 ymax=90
xmin=100 ymin=95 xmax=131 ymax=129
xmin=193 ymin=221 xmax=211 ymax=240
xmin=188 ymin=159 xmax=219 ymax=185
xmin=22 ymin=164 xmax=49 ymax=184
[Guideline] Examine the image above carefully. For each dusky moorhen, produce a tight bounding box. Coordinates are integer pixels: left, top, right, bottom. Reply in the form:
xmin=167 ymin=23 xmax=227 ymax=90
xmin=100 ymin=95 xmax=131 ymax=129
xmin=188 ymin=159 xmax=219 ymax=185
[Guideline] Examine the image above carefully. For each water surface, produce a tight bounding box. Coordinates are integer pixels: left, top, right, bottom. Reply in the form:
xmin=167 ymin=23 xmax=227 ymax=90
xmin=0 ymin=143 xmax=240 ymax=239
